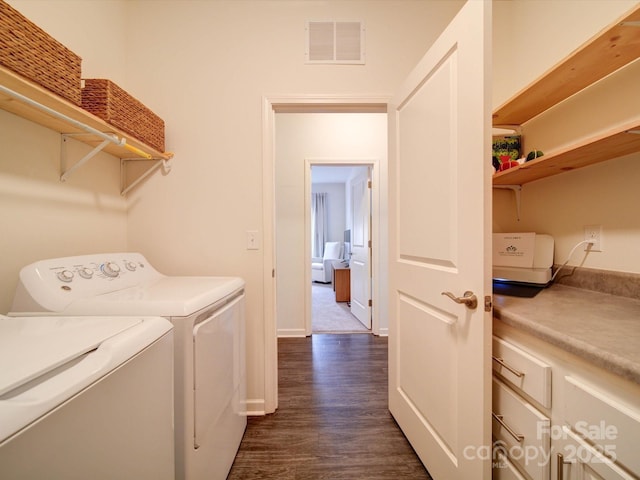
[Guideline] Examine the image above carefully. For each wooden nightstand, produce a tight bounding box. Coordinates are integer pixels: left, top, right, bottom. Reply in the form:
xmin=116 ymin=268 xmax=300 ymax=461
xmin=332 ymin=262 xmax=350 ymax=303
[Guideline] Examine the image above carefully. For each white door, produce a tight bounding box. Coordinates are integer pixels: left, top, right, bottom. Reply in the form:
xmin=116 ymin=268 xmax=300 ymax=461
xmin=388 ymin=1 xmax=492 ymax=479
xmin=350 ymin=167 xmax=371 ymax=328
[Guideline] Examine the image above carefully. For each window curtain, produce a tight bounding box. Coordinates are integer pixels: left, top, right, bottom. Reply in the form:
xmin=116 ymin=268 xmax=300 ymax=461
xmin=311 ymin=192 xmax=328 ymax=258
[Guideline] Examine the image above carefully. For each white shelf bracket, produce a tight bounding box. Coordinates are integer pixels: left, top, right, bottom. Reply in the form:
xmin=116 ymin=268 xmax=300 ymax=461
xmin=493 ymin=184 xmax=522 ymax=221
xmin=60 ymin=134 xmax=120 ymax=182
xmin=492 ymin=124 xmax=522 ymax=136
xmin=120 ymin=157 xmax=172 ymax=196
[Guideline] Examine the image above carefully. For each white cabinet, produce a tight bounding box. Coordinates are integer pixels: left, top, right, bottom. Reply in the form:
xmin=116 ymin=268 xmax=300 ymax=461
xmin=494 ymin=451 xmax=528 ymax=480
xmin=492 ymin=324 xmax=640 ymax=480
xmin=555 ymin=427 xmax=635 ymax=480
xmin=492 ymin=334 xmax=551 ymax=480
xmin=493 ymin=378 xmax=550 ymax=480
xmin=562 ymin=376 xmax=640 ymax=477
xmin=493 ymin=336 xmax=552 ymax=408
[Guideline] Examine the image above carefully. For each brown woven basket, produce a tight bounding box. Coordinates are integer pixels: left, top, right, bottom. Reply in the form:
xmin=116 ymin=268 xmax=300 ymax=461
xmin=82 ymin=79 xmax=165 ymax=153
xmin=0 ymin=0 xmax=82 ymax=105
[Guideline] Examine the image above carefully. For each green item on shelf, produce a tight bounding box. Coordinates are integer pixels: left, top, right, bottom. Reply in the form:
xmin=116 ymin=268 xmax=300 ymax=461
xmin=526 ymin=150 xmax=544 ymax=161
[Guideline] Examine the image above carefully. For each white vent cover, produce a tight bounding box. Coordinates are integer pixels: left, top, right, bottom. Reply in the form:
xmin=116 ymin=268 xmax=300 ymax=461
xmin=305 ymin=21 xmax=365 ymax=64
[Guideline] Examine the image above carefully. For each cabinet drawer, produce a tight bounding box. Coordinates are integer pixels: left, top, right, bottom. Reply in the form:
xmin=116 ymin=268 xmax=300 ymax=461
xmin=564 ymin=376 xmax=640 ymax=477
xmin=556 ymin=426 xmax=635 ymax=480
xmin=493 ymin=335 xmax=552 ymax=408
xmin=493 ymin=378 xmax=550 ymax=480
xmin=493 ymin=451 xmax=527 ymax=480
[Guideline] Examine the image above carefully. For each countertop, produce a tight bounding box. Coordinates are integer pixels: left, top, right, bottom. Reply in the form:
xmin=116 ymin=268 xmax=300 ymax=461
xmin=493 ymin=284 xmax=640 ymax=385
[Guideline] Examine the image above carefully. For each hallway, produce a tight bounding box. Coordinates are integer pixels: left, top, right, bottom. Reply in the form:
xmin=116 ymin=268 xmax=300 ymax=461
xmin=228 ymin=334 xmax=432 ymax=479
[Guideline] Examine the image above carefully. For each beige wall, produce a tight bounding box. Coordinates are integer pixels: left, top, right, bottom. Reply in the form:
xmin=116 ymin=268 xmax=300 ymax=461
xmin=493 ymin=0 xmax=640 ymax=274
xmin=0 ymin=111 xmax=128 ymax=310
xmin=0 ymin=0 xmax=129 ymax=311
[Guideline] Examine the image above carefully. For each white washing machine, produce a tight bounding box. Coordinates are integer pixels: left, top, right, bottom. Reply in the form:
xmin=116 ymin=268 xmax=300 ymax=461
xmin=10 ymin=252 xmax=246 ymax=480
xmin=0 ymin=314 xmax=174 ymax=480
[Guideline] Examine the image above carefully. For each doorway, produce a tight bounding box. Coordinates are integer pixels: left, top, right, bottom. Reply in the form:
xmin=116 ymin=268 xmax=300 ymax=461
xmin=274 ymin=111 xmax=386 ymax=338
xmin=310 ymin=164 xmax=371 ymax=334
xmin=262 ymin=96 xmax=389 ymax=414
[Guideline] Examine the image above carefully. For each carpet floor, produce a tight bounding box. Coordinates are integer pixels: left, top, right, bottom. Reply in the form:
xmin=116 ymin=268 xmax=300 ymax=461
xmin=312 ymin=282 xmax=368 ymax=333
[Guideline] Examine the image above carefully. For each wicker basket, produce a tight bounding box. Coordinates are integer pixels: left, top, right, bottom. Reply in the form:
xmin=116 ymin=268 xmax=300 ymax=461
xmin=0 ymin=0 xmax=82 ymax=105
xmin=81 ymin=79 xmax=165 ymax=152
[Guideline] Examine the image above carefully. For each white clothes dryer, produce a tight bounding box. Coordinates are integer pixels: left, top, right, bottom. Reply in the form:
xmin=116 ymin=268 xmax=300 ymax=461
xmin=10 ymin=252 xmax=246 ymax=480
xmin=0 ymin=314 xmax=174 ymax=480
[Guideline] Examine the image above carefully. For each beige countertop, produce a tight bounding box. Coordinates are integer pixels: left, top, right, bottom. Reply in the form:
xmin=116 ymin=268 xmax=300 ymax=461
xmin=493 ymin=284 xmax=640 ymax=385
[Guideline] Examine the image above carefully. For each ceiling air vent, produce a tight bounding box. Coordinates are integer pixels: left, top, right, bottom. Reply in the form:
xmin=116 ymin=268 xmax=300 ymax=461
xmin=305 ymin=21 xmax=365 ymax=65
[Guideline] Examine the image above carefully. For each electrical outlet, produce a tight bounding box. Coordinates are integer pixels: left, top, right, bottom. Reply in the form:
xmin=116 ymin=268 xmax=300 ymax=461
xmin=584 ymin=225 xmax=602 ymax=252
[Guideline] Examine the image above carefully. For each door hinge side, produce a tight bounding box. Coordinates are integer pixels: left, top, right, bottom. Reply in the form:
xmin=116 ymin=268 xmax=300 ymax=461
xmin=272 ymin=268 xmax=275 ymax=278
xmin=368 ymin=180 xmax=372 ymax=188
xmin=368 ymin=299 xmax=372 ymax=307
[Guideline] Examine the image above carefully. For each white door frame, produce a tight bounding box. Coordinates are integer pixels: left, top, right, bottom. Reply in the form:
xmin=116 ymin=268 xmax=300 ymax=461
xmin=262 ymin=95 xmax=388 ymax=413
xmin=305 ymin=159 xmax=377 ymax=336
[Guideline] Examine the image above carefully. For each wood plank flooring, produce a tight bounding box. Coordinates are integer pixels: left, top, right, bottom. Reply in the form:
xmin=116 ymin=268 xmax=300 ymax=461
xmin=227 ymin=334 xmax=433 ymax=479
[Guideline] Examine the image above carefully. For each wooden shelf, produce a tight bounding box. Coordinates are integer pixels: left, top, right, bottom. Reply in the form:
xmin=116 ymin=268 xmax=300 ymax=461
xmin=491 ymin=4 xmax=640 ymax=186
xmin=0 ymin=65 xmax=171 ymax=161
xmin=493 ymin=120 xmax=640 ymax=185
xmin=493 ymin=5 xmax=640 ymax=127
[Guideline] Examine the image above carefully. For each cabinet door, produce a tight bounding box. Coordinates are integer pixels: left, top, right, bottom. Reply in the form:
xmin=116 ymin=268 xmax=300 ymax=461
xmin=564 ymin=375 xmax=640 ymax=476
xmin=555 ymin=426 xmax=634 ymax=480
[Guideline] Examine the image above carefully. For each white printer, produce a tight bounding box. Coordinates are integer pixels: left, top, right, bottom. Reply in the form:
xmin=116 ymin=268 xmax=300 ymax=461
xmin=493 ymin=233 xmax=554 ymax=286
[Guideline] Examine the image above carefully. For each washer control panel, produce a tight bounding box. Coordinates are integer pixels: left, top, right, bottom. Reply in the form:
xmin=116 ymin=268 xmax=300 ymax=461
xmin=23 ymin=253 xmax=161 ymax=294
xmin=46 ymin=256 xmax=150 ymax=285
xmin=12 ymin=252 xmax=164 ymax=312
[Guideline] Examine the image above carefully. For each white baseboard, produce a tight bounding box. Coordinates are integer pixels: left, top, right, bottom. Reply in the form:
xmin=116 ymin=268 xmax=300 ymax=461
xmin=245 ymin=398 xmax=266 ymax=416
xmin=277 ymin=328 xmax=307 ymax=338
xmin=377 ymin=327 xmax=389 ymax=336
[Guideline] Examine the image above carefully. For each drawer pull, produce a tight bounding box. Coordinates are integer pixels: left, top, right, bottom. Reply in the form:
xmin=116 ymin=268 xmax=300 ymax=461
xmin=492 ymin=413 xmax=524 ymax=443
xmin=492 ymin=356 xmax=525 ymax=378
xmin=556 ymin=453 xmax=573 ymax=480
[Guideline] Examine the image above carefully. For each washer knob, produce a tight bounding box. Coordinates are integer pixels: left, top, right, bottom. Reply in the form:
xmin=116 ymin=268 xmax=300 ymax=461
xmin=56 ymin=270 xmax=74 ymax=283
xmin=101 ymin=262 xmax=121 ymax=278
xmin=125 ymin=261 xmax=137 ymax=272
xmin=78 ymin=267 xmax=94 ymax=279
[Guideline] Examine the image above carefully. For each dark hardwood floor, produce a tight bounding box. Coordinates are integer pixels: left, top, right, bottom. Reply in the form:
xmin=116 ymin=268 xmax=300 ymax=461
xmin=227 ymin=334 xmax=432 ymax=479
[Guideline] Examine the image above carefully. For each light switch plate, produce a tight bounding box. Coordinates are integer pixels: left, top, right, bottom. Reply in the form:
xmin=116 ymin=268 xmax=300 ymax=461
xmin=246 ymin=230 xmax=260 ymax=250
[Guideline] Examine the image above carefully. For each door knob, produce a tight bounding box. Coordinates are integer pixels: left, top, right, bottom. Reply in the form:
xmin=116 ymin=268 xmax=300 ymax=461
xmin=441 ymin=291 xmax=478 ymax=309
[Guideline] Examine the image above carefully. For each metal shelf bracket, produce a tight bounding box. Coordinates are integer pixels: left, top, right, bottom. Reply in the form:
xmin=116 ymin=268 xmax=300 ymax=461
xmin=120 ymin=157 xmax=172 ymax=196
xmin=60 ymin=133 xmax=122 ymax=182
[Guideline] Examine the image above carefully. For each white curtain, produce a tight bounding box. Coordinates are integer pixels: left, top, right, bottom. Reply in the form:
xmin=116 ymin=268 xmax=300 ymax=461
xmin=311 ymin=193 xmax=328 ymax=258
